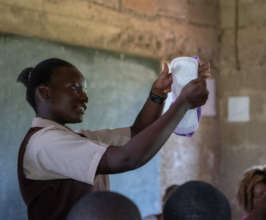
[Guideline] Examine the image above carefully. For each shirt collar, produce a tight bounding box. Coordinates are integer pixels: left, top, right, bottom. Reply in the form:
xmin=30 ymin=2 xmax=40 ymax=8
xmin=31 ymin=117 xmax=72 ymax=132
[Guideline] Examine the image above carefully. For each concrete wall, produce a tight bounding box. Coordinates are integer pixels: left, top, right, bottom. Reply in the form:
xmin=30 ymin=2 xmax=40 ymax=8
xmin=0 ymin=0 xmax=219 ymax=60
xmin=0 ymin=0 xmax=221 ymax=218
xmin=219 ymin=0 xmax=266 ymax=219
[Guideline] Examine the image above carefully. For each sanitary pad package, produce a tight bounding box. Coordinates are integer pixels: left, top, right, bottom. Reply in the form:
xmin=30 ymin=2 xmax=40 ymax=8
xmin=163 ymin=56 xmax=201 ymax=137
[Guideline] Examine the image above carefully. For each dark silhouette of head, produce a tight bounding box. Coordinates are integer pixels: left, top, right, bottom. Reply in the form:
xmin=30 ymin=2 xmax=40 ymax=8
xmin=162 ymin=184 xmax=180 ymax=207
xmin=163 ymin=180 xmax=231 ymax=220
xmin=67 ymin=191 xmax=141 ymax=220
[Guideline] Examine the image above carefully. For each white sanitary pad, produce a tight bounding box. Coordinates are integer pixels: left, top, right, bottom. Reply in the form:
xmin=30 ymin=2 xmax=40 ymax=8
xmin=163 ymin=56 xmax=201 ymax=137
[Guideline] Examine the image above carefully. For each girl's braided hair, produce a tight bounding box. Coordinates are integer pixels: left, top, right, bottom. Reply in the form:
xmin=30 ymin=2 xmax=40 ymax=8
xmin=237 ymin=166 xmax=266 ymax=212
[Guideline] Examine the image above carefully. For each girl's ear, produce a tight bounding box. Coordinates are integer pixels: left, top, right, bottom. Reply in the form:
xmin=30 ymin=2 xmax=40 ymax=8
xmin=36 ymin=85 xmax=50 ymax=101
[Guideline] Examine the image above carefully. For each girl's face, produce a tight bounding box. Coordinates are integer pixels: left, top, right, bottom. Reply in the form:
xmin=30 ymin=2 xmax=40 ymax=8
xmin=253 ymin=182 xmax=266 ymax=210
xmin=46 ymin=66 xmax=88 ymax=124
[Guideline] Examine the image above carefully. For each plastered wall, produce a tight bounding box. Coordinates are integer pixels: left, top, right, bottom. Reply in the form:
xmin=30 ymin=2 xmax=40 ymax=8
xmin=219 ymin=0 xmax=266 ymax=219
xmin=0 ymin=0 xmax=219 ymax=60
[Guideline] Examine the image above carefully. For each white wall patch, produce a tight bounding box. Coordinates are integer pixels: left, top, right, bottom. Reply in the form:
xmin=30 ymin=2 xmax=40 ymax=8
xmin=228 ymin=96 xmax=250 ymax=122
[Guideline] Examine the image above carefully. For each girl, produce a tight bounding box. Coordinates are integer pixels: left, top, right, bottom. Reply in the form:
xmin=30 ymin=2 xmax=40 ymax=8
xmin=17 ymin=58 xmax=209 ymax=220
xmin=237 ymin=166 xmax=266 ymax=220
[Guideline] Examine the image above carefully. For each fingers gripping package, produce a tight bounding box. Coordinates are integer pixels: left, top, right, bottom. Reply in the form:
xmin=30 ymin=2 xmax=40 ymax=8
xmin=163 ymin=56 xmax=201 ymax=137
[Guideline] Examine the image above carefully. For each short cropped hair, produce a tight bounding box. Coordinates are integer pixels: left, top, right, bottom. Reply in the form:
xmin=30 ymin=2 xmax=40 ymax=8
xmin=67 ymin=191 xmax=141 ymax=220
xmin=162 ymin=184 xmax=180 ymax=206
xmin=163 ymin=180 xmax=231 ymax=220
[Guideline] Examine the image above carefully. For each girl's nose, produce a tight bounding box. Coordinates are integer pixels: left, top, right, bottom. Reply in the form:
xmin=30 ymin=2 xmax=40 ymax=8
xmin=80 ymin=90 xmax=88 ymax=103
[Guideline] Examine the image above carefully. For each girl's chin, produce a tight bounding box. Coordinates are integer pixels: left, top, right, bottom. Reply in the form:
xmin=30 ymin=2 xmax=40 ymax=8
xmin=72 ymin=116 xmax=83 ymax=124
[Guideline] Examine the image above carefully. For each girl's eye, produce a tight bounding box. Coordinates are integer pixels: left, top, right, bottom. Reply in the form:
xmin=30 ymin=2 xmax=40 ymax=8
xmin=71 ymin=85 xmax=81 ymax=93
xmin=71 ymin=85 xmax=78 ymax=90
xmin=71 ymin=85 xmax=87 ymax=95
xmin=66 ymin=82 xmax=87 ymax=95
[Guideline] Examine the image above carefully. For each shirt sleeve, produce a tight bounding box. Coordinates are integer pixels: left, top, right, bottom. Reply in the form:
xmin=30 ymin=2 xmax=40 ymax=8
xmin=80 ymin=127 xmax=131 ymax=146
xmin=23 ymin=126 xmax=108 ymax=185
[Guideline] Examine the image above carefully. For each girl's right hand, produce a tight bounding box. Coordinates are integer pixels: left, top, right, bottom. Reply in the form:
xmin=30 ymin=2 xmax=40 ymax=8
xmin=179 ymin=77 xmax=209 ymax=109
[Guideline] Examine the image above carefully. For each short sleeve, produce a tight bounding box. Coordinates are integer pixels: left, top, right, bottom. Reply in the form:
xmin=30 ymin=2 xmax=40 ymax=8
xmin=79 ymin=127 xmax=131 ymax=146
xmin=23 ymin=126 xmax=108 ymax=184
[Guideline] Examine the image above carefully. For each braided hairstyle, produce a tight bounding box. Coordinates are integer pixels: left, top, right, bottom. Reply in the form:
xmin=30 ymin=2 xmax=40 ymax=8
xmin=17 ymin=58 xmax=74 ymax=113
xmin=237 ymin=166 xmax=266 ymax=213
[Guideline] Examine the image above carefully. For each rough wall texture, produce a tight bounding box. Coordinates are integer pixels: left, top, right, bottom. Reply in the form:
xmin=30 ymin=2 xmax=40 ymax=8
xmin=0 ymin=0 xmax=219 ymax=61
xmin=219 ymin=0 xmax=266 ymax=219
xmin=0 ymin=0 xmax=220 ymax=217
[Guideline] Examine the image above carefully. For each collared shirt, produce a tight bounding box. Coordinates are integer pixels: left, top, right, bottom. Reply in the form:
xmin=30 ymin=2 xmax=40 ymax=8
xmin=23 ymin=117 xmax=131 ymax=185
